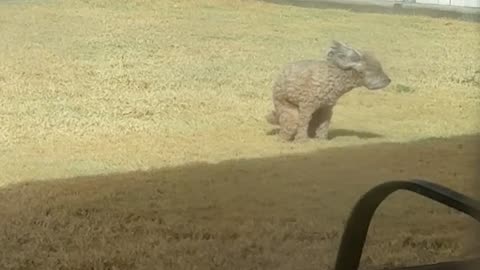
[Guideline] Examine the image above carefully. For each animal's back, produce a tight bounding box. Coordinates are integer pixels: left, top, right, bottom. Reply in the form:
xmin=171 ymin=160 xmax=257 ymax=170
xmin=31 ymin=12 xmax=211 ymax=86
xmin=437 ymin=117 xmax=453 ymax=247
xmin=273 ymin=59 xmax=330 ymax=103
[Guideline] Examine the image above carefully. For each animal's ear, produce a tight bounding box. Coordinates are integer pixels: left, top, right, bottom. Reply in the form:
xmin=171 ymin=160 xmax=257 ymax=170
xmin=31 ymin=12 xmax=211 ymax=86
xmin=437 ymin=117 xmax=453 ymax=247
xmin=327 ymin=40 xmax=365 ymax=71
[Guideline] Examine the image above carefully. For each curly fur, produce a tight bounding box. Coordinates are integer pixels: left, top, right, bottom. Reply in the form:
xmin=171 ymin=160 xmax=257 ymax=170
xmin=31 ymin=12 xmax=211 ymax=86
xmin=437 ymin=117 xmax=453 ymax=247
xmin=266 ymin=40 xmax=391 ymax=142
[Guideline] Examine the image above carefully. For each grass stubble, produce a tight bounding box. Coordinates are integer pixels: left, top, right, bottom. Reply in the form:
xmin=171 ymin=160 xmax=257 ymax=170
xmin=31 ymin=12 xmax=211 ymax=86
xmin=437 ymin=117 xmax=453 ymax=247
xmin=0 ymin=0 xmax=479 ymax=269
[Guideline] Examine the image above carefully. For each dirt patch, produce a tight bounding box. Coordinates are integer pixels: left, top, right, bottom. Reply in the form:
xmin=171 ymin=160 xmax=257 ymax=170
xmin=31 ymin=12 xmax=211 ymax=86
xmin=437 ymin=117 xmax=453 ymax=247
xmin=0 ymin=134 xmax=478 ymax=270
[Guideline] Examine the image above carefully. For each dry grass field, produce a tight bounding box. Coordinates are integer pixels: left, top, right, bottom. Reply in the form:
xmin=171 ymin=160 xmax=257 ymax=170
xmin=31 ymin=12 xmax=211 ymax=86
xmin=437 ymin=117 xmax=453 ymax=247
xmin=0 ymin=0 xmax=479 ymax=269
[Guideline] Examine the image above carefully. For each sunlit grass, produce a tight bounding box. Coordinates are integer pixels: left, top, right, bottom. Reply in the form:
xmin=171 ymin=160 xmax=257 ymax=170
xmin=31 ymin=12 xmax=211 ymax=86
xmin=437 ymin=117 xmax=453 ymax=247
xmin=0 ymin=0 xmax=478 ymax=183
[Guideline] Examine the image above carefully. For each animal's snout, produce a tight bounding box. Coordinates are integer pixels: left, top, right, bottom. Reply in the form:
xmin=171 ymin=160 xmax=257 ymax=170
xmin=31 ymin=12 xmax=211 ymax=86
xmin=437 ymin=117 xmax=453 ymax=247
xmin=378 ymin=74 xmax=391 ymax=88
xmin=365 ymin=74 xmax=391 ymax=90
xmin=384 ymin=77 xmax=391 ymax=86
xmin=377 ymin=78 xmax=391 ymax=89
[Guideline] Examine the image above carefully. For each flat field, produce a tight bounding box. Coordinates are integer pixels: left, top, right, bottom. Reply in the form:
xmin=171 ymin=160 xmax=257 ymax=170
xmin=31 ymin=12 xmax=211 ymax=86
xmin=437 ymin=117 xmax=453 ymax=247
xmin=0 ymin=0 xmax=478 ymax=269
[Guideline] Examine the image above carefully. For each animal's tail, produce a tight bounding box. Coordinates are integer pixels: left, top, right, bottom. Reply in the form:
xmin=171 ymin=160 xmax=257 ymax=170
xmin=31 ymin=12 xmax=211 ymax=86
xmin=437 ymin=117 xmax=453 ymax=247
xmin=265 ymin=110 xmax=279 ymax=125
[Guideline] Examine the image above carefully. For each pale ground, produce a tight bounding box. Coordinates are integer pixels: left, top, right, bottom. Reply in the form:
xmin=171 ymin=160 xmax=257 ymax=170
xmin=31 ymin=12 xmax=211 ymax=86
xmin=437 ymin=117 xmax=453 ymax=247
xmin=0 ymin=0 xmax=479 ymax=269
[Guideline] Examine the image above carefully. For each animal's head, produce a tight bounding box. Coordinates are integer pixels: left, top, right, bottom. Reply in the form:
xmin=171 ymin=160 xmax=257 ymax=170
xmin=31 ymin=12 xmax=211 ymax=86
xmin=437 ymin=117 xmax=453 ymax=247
xmin=327 ymin=40 xmax=391 ymax=90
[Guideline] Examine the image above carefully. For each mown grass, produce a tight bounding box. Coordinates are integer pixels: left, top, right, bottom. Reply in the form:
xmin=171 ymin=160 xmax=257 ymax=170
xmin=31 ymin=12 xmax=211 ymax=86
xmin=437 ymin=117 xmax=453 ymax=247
xmin=0 ymin=135 xmax=478 ymax=269
xmin=0 ymin=0 xmax=478 ymax=182
xmin=0 ymin=1 xmax=478 ymax=269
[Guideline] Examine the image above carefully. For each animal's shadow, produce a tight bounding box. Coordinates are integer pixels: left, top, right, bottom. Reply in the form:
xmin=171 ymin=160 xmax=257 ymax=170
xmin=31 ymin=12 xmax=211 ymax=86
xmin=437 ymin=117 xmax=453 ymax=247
xmin=326 ymin=129 xmax=382 ymax=140
xmin=267 ymin=127 xmax=382 ymax=140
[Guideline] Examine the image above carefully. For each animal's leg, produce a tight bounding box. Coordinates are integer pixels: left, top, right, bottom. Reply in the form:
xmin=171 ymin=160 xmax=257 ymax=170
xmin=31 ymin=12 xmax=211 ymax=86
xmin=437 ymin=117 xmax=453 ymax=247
xmin=265 ymin=110 xmax=279 ymax=125
xmin=267 ymin=79 xmax=284 ymax=126
xmin=277 ymin=106 xmax=298 ymax=141
xmin=270 ymin=95 xmax=298 ymax=140
xmin=294 ymin=104 xmax=316 ymax=142
xmin=309 ymin=106 xmax=333 ymax=140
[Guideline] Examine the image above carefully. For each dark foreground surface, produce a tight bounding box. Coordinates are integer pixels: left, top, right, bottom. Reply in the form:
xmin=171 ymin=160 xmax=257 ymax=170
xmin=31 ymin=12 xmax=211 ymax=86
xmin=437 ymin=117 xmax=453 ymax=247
xmin=0 ymin=134 xmax=478 ymax=270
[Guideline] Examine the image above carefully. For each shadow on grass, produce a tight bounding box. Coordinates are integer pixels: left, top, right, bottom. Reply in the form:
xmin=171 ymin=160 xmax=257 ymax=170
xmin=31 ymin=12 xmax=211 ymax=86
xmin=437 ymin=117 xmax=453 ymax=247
xmin=262 ymin=0 xmax=480 ymax=23
xmin=0 ymin=134 xmax=478 ymax=269
xmin=266 ymin=127 xmax=382 ymax=139
xmin=328 ymin=128 xmax=382 ymax=139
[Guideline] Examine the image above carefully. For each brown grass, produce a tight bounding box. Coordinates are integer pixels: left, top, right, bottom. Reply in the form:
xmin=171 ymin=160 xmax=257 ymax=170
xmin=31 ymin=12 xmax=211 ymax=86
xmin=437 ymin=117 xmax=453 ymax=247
xmin=0 ymin=135 xmax=478 ymax=269
xmin=0 ymin=0 xmax=479 ymax=269
xmin=0 ymin=0 xmax=479 ymax=183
